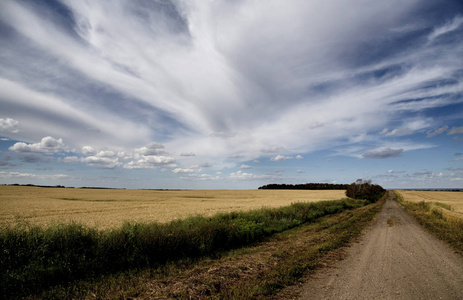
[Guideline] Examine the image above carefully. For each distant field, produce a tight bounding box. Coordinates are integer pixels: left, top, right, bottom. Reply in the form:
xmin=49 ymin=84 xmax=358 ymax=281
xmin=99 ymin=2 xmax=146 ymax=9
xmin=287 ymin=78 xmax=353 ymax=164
xmin=0 ymin=186 xmax=346 ymax=229
xmin=396 ymin=190 xmax=463 ymax=218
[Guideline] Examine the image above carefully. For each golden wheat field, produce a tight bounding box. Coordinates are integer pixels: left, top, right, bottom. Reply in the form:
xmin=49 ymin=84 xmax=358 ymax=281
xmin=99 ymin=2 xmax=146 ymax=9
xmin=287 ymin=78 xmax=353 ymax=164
xmin=397 ymin=190 xmax=463 ymax=218
xmin=0 ymin=185 xmax=347 ymax=229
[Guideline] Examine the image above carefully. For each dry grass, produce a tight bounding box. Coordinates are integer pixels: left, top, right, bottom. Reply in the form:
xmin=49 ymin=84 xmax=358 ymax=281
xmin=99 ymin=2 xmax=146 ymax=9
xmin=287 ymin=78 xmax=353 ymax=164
xmin=397 ymin=190 xmax=463 ymax=219
xmin=0 ymin=186 xmax=346 ymax=229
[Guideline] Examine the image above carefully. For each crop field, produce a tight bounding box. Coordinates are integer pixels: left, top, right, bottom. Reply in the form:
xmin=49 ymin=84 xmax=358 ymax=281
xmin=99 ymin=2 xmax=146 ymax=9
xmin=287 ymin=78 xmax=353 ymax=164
xmin=396 ymin=190 xmax=463 ymax=218
xmin=0 ymin=185 xmax=346 ymax=229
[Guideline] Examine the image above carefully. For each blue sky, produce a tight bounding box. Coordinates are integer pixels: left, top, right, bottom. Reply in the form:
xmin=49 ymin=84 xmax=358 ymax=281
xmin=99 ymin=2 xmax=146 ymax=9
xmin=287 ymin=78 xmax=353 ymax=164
xmin=0 ymin=0 xmax=462 ymax=189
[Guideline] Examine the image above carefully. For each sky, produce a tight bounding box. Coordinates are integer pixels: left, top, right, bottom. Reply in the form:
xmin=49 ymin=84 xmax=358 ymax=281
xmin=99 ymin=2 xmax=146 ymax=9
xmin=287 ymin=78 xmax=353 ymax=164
xmin=0 ymin=0 xmax=462 ymax=190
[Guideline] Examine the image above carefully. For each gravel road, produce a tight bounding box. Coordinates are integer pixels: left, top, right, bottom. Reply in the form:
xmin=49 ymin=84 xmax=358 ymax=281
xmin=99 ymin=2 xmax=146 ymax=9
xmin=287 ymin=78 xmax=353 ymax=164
xmin=300 ymin=191 xmax=463 ymax=300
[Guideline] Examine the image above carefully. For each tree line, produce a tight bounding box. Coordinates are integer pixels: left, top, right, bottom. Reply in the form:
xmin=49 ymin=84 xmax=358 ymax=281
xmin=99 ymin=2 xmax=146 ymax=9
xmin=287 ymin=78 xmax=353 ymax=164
xmin=258 ymin=183 xmax=348 ymax=190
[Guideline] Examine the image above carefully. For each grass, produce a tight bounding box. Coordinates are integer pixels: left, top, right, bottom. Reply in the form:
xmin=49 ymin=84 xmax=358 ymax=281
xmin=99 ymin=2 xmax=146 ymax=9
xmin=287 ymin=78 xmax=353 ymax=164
xmin=396 ymin=190 xmax=463 ymax=217
xmin=1 ymin=198 xmax=366 ymax=299
xmin=25 ymin=195 xmax=385 ymax=299
xmin=394 ymin=190 xmax=463 ymax=254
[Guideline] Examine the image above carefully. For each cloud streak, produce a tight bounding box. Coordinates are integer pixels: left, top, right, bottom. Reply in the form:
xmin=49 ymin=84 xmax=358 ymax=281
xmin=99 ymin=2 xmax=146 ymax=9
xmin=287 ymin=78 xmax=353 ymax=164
xmin=0 ymin=0 xmax=462 ymax=188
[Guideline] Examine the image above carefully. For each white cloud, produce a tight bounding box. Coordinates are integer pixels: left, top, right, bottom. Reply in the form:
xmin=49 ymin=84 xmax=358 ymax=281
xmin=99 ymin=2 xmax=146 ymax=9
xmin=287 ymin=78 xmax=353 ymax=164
xmin=172 ymin=168 xmax=195 ymax=174
xmin=230 ymin=170 xmax=265 ymax=180
xmin=240 ymin=164 xmax=252 ymax=169
xmin=0 ymin=171 xmax=70 ymax=179
xmin=81 ymin=146 xmax=96 ymax=155
xmin=296 ymin=155 xmax=304 ymax=159
xmin=0 ymin=118 xmax=19 ymax=133
xmin=385 ymin=128 xmax=413 ymax=137
xmin=60 ymin=156 xmax=80 ymax=164
xmin=135 ymin=143 xmax=166 ymax=156
xmin=9 ymin=136 xmax=66 ymax=154
xmin=124 ymin=155 xmax=175 ymax=169
xmin=428 ymin=15 xmax=463 ymax=43
xmin=81 ymin=156 xmax=120 ymax=169
xmin=180 ymin=173 xmax=219 ymax=181
xmin=271 ymin=155 xmax=293 ymax=161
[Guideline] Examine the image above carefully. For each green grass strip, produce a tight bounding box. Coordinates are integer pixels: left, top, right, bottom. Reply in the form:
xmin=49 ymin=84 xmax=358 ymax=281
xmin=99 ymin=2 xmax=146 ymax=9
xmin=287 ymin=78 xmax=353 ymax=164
xmin=1 ymin=198 xmax=364 ymax=298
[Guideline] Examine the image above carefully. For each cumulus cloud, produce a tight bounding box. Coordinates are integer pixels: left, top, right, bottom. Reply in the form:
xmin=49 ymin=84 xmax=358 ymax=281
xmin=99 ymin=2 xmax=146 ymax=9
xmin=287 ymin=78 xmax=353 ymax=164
xmin=240 ymin=164 xmax=252 ymax=169
xmin=81 ymin=146 xmax=96 ymax=155
xmin=363 ymin=148 xmax=404 ymax=159
xmin=0 ymin=118 xmax=19 ymax=133
xmin=135 ymin=143 xmax=166 ymax=156
xmin=124 ymin=155 xmax=175 ymax=169
xmin=271 ymin=155 xmax=293 ymax=162
xmin=9 ymin=136 xmax=66 ymax=154
xmin=81 ymin=156 xmax=120 ymax=169
xmin=229 ymin=171 xmax=274 ymax=180
xmin=172 ymin=168 xmax=195 ymax=174
xmin=60 ymin=156 xmax=80 ymax=164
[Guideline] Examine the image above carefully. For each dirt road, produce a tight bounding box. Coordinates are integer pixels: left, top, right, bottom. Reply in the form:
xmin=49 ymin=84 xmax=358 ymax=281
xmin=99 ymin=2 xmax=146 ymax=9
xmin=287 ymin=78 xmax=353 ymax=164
xmin=300 ymin=191 xmax=463 ymax=299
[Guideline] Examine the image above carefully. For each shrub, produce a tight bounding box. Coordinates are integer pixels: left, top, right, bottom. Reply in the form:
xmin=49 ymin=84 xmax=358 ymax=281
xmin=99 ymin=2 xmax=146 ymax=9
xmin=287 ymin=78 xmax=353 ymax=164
xmin=346 ymin=179 xmax=386 ymax=203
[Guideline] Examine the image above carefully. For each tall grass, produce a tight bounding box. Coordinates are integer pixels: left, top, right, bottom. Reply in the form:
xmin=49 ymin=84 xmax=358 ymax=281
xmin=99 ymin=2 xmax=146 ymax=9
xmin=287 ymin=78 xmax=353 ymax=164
xmin=394 ymin=191 xmax=463 ymax=254
xmin=0 ymin=198 xmax=364 ymax=298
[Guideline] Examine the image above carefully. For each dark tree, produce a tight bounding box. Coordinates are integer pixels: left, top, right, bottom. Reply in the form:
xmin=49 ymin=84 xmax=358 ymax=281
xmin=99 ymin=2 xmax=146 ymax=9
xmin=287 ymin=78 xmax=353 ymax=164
xmin=345 ymin=179 xmax=386 ymax=203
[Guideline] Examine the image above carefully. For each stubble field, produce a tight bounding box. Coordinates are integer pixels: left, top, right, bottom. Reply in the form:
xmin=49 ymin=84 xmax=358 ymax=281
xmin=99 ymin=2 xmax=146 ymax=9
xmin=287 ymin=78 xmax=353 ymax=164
xmin=396 ymin=190 xmax=463 ymax=219
xmin=0 ymin=185 xmax=346 ymax=229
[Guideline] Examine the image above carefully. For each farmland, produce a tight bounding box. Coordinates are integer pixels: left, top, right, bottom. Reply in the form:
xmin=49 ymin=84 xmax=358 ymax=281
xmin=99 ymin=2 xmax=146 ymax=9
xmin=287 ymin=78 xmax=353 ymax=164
xmin=396 ymin=190 xmax=463 ymax=219
xmin=0 ymin=185 xmax=346 ymax=229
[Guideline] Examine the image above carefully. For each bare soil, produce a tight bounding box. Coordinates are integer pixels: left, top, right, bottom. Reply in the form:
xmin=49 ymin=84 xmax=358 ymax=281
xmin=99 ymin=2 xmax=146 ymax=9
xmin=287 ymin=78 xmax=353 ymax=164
xmin=299 ymin=191 xmax=463 ymax=299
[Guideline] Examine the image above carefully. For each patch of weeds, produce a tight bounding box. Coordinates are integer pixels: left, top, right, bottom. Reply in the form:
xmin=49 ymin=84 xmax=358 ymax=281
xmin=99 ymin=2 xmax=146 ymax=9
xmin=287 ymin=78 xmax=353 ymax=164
xmin=387 ymin=216 xmax=401 ymax=226
xmin=433 ymin=202 xmax=453 ymax=211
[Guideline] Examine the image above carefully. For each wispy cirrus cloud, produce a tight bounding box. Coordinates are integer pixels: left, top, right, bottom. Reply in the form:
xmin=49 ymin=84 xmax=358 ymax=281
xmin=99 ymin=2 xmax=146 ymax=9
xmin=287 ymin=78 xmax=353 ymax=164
xmin=0 ymin=0 xmax=462 ymax=188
